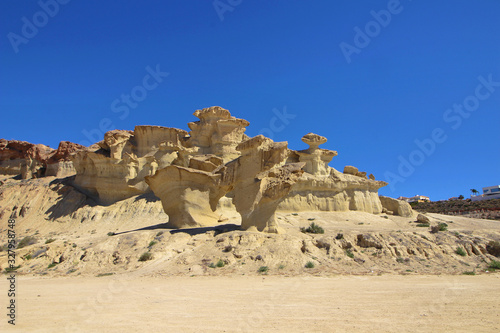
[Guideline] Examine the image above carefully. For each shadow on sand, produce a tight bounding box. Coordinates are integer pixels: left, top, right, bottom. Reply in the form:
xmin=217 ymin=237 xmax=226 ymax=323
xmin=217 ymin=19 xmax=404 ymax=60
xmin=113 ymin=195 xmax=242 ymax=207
xmin=113 ymin=223 xmax=241 ymax=236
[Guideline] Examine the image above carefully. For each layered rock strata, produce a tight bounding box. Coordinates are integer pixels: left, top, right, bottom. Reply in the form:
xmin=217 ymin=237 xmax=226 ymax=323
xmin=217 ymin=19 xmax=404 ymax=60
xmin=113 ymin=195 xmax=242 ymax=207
xmin=278 ymin=133 xmax=387 ymax=214
xmin=2 ymin=106 xmax=409 ymax=233
xmin=0 ymin=139 xmax=85 ymax=178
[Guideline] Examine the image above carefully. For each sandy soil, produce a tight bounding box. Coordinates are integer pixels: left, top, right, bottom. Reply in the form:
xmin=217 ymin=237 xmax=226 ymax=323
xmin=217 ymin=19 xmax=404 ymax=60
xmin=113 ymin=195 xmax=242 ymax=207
xmin=1 ymin=274 xmax=499 ymax=332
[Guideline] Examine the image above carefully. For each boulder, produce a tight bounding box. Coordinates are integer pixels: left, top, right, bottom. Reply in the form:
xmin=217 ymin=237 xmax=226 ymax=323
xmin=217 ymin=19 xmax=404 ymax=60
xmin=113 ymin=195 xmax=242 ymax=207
xmin=343 ymin=165 xmax=358 ymax=175
xmin=379 ymin=196 xmax=413 ymax=217
xmin=356 ymin=171 xmax=367 ymax=179
xmin=417 ymin=213 xmax=430 ymax=224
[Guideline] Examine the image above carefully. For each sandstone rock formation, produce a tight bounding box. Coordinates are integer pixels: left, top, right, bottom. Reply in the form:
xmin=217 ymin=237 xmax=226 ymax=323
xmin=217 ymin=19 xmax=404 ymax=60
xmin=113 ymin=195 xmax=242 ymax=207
xmin=71 ymin=126 xmax=189 ymax=205
xmin=279 ymin=133 xmax=387 ymax=214
xmin=45 ymin=141 xmax=86 ymax=177
xmin=225 ymin=136 xmax=304 ymax=233
xmin=186 ymin=106 xmax=249 ymax=162
xmin=2 ymin=106 xmax=410 ymax=233
xmin=379 ymin=196 xmax=413 ymax=217
xmin=296 ymin=133 xmax=337 ymax=176
xmin=146 ymin=135 xmax=304 ymax=233
xmin=70 ymin=106 xmax=250 ymax=205
xmin=145 ymin=158 xmax=228 ymax=229
xmin=0 ymin=139 xmax=85 ymax=179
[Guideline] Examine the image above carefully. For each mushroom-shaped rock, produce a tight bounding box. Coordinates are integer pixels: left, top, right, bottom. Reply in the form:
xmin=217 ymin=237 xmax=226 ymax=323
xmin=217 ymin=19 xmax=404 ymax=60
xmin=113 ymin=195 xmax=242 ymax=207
xmin=227 ymin=135 xmax=304 ymax=233
xmin=301 ymin=133 xmax=327 ymax=150
xmin=145 ymin=165 xmax=229 ymax=228
xmin=237 ymin=163 xmax=304 ymax=233
xmin=297 ymin=133 xmax=337 ymax=176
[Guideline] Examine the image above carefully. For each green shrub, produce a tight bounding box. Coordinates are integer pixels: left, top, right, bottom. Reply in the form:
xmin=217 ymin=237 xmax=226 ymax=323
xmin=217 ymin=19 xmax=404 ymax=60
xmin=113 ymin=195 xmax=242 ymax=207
xmin=438 ymin=223 xmax=448 ymax=231
xmin=336 ymin=233 xmax=344 ymax=240
xmin=138 ymin=252 xmax=153 ymax=262
xmin=148 ymin=241 xmax=157 ymax=248
xmin=278 ymin=264 xmax=285 ymax=269
xmin=4 ymin=265 xmax=21 ymax=273
xmin=455 ymin=247 xmax=467 ymax=256
xmin=462 ymin=271 xmax=476 ymax=275
xmin=17 ymin=236 xmax=37 ymax=249
xmin=489 ymin=260 xmax=500 ymax=270
xmin=258 ymin=266 xmax=269 ymax=273
xmin=96 ymin=273 xmax=114 ymax=277
xmin=345 ymin=249 xmax=354 ymax=258
xmin=216 ymin=259 xmax=225 ymax=268
xmin=416 ymin=223 xmax=430 ymax=228
xmin=45 ymin=238 xmax=56 ymax=244
xmin=107 ymin=232 xmax=115 ymax=236
xmin=305 ymin=261 xmax=315 ymax=268
xmin=47 ymin=262 xmax=57 ymax=268
xmin=208 ymin=263 xmax=216 ymax=268
xmin=300 ymin=222 xmax=324 ymax=234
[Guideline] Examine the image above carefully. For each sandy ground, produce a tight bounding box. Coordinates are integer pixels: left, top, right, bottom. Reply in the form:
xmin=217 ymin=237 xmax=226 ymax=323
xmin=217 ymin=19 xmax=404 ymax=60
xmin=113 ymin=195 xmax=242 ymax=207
xmin=1 ymin=274 xmax=499 ymax=332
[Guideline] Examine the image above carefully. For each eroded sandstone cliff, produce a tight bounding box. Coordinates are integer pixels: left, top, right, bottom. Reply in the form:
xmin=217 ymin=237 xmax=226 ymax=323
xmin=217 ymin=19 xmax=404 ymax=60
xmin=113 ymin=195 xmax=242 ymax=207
xmin=1 ymin=106 xmax=413 ymax=232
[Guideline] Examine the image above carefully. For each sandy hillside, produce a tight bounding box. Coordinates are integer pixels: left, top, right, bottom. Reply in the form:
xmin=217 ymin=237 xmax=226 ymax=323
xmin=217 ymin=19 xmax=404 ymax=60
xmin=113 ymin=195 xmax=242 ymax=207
xmin=0 ymin=175 xmax=500 ymax=331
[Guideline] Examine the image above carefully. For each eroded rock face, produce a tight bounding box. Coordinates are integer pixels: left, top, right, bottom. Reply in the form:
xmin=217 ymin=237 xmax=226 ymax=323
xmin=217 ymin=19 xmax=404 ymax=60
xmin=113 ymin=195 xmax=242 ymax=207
xmin=225 ymin=136 xmax=304 ymax=233
xmin=3 ymin=107 xmax=394 ymax=233
xmin=0 ymin=139 xmax=85 ymax=179
xmin=379 ymin=196 xmax=413 ymax=217
xmin=134 ymin=126 xmax=188 ymax=158
xmin=71 ymin=125 xmax=189 ymax=205
xmin=145 ymin=164 xmax=228 ymax=228
xmin=145 ymin=135 xmax=304 ymax=232
xmin=297 ymin=133 xmax=337 ymax=176
xmin=45 ymin=141 xmax=86 ymax=177
xmin=187 ymin=106 xmax=249 ymax=162
xmin=279 ymin=133 xmax=387 ymax=214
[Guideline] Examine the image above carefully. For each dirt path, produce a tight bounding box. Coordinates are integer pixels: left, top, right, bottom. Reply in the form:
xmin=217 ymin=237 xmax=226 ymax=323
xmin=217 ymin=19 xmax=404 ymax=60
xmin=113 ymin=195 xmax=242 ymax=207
xmin=1 ymin=274 xmax=499 ymax=332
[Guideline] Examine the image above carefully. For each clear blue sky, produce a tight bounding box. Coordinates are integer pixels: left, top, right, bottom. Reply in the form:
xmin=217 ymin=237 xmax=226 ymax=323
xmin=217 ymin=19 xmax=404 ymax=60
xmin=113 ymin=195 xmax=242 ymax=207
xmin=1 ymin=0 xmax=499 ymax=201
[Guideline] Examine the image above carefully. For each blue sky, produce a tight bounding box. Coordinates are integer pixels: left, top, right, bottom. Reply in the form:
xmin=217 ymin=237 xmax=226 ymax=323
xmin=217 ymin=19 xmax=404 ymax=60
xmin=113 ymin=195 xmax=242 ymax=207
xmin=1 ymin=0 xmax=499 ymax=201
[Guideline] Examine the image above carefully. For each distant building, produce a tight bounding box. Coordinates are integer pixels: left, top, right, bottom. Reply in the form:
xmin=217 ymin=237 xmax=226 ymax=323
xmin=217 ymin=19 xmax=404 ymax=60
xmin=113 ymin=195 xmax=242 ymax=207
xmin=398 ymin=195 xmax=430 ymax=203
xmin=471 ymin=185 xmax=500 ymax=202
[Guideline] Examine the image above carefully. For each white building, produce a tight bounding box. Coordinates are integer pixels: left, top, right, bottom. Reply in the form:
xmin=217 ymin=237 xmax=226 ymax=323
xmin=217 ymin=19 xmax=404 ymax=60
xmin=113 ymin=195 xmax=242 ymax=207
xmin=398 ymin=195 xmax=430 ymax=203
xmin=471 ymin=185 xmax=500 ymax=202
